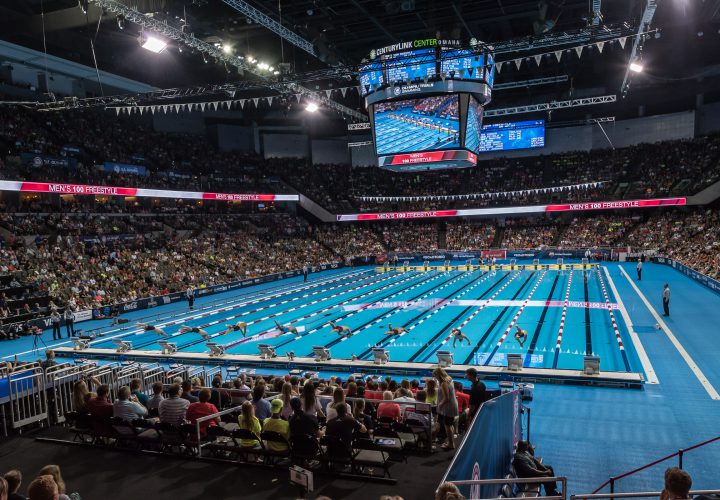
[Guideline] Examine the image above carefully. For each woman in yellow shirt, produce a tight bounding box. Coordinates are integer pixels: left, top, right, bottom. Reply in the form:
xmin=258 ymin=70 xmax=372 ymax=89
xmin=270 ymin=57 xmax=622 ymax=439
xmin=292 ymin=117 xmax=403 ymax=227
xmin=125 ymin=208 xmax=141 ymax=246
xmin=425 ymin=379 xmax=438 ymax=405
xmin=237 ymin=401 xmax=262 ymax=448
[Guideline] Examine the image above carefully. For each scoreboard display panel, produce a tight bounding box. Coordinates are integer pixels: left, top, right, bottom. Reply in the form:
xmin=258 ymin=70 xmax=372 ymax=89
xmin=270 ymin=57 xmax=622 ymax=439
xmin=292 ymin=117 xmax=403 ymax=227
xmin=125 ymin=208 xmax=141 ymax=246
xmin=440 ymin=49 xmax=485 ymax=79
xmin=384 ymin=48 xmax=436 ymax=83
xmin=479 ymin=120 xmax=546 ymax=152
xmin=359 ymin=61 xmax=384 ymax=96
xmin=464 ymin=96 xmax=483 ymax=154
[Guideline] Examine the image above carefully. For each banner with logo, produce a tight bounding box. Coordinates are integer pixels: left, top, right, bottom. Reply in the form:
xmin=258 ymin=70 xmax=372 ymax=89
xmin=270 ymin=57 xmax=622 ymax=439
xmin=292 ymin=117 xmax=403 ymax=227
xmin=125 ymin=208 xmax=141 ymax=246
xmin=62 ymin=145 xmax=82 ymax=156
xmin=653 ymin=257 xmax=720 ymax=295
xmin=20 ymin=153 xmax=77 ymax=169
xmin=104 ymin=162 xmax=148 ymax=176
xmin=441 ymin=391 xmax=521 ymax=499
xmin=481 ymin=249 xmax=507 ymax=259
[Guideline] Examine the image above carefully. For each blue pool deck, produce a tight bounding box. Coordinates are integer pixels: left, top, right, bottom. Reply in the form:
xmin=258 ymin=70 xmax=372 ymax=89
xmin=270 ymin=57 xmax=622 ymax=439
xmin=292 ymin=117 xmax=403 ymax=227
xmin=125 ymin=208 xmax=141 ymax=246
xmin=2 ymin=260 xmax=719 ymax=493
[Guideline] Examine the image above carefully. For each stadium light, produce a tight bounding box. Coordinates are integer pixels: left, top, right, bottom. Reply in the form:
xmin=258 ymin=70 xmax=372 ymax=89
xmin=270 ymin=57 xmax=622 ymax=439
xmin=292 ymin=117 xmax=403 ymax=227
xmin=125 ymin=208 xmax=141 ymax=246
xmin=222 ymin=44 xmax=233 ymax=54
xmin=141 ymin=35 xmax=168 ymax=53
xmin=306 ymin=102 xmax=319 ymax=112
xmin=629 ymin=62 xmax=644 ymax=73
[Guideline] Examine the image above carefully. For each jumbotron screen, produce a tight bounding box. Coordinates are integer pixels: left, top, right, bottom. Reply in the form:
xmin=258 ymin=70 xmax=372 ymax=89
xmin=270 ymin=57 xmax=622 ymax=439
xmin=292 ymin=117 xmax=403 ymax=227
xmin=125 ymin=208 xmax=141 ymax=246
xmin=374 ymin=95 xmax=460 ymax=156
xmin=479 ymin=120 xmax=545 ymax=152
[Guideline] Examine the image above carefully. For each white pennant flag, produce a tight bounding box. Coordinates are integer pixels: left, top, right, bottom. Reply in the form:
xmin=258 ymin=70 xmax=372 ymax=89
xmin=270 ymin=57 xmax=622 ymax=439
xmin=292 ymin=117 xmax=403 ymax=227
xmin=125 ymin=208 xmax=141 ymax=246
xmin=140 ymin=106 xmax=146 ymax=115
xmin=340 ymin=87 xmax=347 ymax=97
xmin=596 ymin=41 xmax=605 ymax=53
xmin=174 ymin=104 xmax=181 ymax=113
xmin=267 ymin=96 xmax=274 ymax=106
xmin=114 ymin=108 xmax=120 ymax=116
xmin=496 ymin=61 xmax=504 ymax=73
xmin=555 ymin=50 xmax=563 ymax=62
xmin=295 ymin=94 xmax=302 ymax=103
xmin=252 ymin=97 xmax=260 ymax=107
xmin=619 ymin=36 xmax=627 ymax=49
xmin=200 ymin=103 xmax=206 ymax=111
xmin=150 ymin=106 xmax=156 ymax=114
xmin=325 ymin=89 xmax=332 ymax=98
xmin=534 ymin=54 xmax=542 ymax=66
xmin=162 ymin=105 xmax=169 ymax=114
xmin=575 ymin=46 xmax=583 ymax=58
xmin=225 ymin=101 xmax=231 ymax=109
xmin=238 ymin=99 xmax=245 ymax=109
xmin=514 ymin=58 xmax=522 ymax=70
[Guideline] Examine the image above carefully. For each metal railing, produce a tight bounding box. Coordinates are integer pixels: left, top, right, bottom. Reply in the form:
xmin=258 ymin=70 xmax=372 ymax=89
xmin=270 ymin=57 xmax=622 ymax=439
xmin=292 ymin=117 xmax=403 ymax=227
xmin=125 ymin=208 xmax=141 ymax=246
xmin=589 ymin=435 xmax=720 ymax=495
xmin=3 ymin=364 xmax=48 ymax=433
xmin=449 ymin=476 xmax=567 ymax=500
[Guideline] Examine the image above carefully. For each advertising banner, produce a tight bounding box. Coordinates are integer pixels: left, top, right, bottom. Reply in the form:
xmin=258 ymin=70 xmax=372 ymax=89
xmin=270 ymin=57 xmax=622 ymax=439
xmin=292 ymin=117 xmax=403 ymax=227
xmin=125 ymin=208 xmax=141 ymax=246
xmin=20 ymin=153 xmax=77 ymax=169
xmin=654 ymin=257 xmax=720 ymax=295
xmin=481 ymin=249 xmax=507 ymax=259
xmin=104 ymin=162 xmax=148 ymax=176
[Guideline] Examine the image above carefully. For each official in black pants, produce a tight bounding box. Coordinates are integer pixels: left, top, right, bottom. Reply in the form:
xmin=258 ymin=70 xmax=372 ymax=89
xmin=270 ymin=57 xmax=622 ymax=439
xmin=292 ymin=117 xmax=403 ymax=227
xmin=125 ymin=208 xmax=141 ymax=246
xmin=64 ymin=309 xmax=75 ymax=337
xmin=636 ymin=260 xmax=642 ymax=281
xmin=50 ymin=311 xmax=62 ymax=340
xmin=663 ymin=283 xmax=670 ymax=316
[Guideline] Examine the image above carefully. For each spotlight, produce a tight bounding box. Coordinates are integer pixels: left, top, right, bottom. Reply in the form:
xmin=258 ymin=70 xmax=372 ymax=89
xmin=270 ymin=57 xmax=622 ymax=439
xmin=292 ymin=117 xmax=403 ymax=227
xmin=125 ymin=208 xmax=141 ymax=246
xmin=202 ymin=53 xmax=208 ymax=63
xmin=629 ymin=62 xmax=644 ymax=73
xmin=141 ymin=35 xmax=168 ymax=53
xmin=78 ymin=0 xmax=89 ymax=14
xmin=112 ymin=339 xmax=132 ymax=353
xmin=305 ymin=102 xmax=319 ymax=112
xmin=222 ymin=44 xmax=233 ymax=54
xmin=273 ymin=71 xmax=280 ymax=75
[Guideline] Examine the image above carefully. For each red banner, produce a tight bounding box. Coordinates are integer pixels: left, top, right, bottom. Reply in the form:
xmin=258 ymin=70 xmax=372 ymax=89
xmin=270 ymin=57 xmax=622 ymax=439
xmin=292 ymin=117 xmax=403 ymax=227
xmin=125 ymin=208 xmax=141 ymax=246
xmin=20 ymin=182 xmax=138 ymax=196
xmin=481 ymin=249 xmax=507 ymax=259
xmin=545 ymin=198 xmax=686 ymax=212
xmin=354 ymin=210 xmax=459 ymax=221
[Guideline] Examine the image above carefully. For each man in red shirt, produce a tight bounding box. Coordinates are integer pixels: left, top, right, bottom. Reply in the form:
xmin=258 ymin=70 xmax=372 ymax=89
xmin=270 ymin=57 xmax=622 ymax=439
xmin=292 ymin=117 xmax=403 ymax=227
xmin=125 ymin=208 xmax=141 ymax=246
xmin=377 ymin=391 xmax=402 ymax=422
xmin=186 ymin=388 xmax=220 ymax=436
xmin=86 ymin=384 xmax=113 ymax=435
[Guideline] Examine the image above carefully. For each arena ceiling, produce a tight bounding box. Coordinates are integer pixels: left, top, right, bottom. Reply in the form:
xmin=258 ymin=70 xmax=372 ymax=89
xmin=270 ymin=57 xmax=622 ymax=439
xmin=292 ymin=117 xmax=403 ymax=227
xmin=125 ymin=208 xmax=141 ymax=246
xmin=2 ymin=0 xmax=720 ymax=119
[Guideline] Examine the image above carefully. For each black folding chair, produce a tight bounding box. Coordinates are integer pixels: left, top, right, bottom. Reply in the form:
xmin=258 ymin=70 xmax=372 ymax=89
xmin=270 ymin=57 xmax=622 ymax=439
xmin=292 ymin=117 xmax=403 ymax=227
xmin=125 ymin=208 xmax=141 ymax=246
xmin=353 ymin=438 xmax=392 ymax=478
xmin=260 ymin=430 xmax=291 ymax=464
xmin=289 ymin=433 xmax=324 ymax=469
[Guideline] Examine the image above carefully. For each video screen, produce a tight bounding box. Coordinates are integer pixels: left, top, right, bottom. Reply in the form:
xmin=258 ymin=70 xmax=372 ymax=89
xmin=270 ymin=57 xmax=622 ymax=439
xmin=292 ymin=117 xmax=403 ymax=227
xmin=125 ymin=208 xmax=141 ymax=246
xmin=384 ymin=49 xmax=436 ymax=84
xmin=441 ymin=49 xmax=484 ymax=80
xmin=373 ymin=95 xmax=460 ymax=156
xmin=359 ymin=61 xmax=384 ymax=96
xmin=464 ymin=96 xmax=484 ymax=153
xmin=485 ymin=53 xmax=495 ymax=88
xmin=479 ymin=120 xmax=545 ymax=152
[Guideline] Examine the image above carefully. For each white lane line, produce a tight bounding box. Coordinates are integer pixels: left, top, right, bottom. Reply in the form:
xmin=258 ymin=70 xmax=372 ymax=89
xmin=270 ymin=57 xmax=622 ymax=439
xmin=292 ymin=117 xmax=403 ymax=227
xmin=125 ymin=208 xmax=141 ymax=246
xmin=618 ymin=265 xmax=719 ymax=399
xmin=604 ymin=266 xmax=659 ymax=384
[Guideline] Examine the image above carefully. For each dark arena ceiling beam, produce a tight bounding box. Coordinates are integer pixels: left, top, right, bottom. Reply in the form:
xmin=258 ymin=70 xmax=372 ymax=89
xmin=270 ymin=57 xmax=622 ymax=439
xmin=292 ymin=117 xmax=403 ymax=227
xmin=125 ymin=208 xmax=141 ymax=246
xmin=86 ymin=0 xmax=368 ymax=121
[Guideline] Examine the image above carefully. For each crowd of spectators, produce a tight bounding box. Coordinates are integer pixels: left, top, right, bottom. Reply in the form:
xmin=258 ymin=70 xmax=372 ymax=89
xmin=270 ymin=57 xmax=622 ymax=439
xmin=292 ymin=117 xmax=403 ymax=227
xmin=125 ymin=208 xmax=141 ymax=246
xmin=502 ymin=219 xmax=560 ymax=249
xmin=557 ymin=216 xmax=637 ymax=248
xmin=445 ymin=223 xmax=496 ymax=250
xmin=1 ymin=463 xmax=80 ymax=500
xmin=315 ymin=224 xmax=386 ymax=258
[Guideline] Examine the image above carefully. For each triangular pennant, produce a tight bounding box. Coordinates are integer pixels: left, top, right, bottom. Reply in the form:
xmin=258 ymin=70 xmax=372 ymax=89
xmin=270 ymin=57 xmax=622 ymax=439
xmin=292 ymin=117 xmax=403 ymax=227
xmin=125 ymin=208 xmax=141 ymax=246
xmin=555 ymin=50 xmax=563 ymax=62
xmin=619 ymin=36 xmax=627 ymax=49
xmin=114 ymin=108 xmax=120 ymax=116
xmin=467 ymin=67 xmax=474 ymax=77
xmin=266 ymin=96 xmax=274 ymax=106
xmin=225 ymin=100 xmax=231 ymax=109
xmin=295 ymin=94 xmax=302 ymax=103
xmin=423 ymin=75 xmax=429 ymax=83
xmin=174 ymin=104 xmax=181 ymax=113
xmin=162 ymin=105 xmax=169 ymax=114
xmin=514 ymin=58 xmax=522 ymax=70
xmin=459 ymin=68 xmax=466 ymax=78
xmin=575 ymin=46 xmax=583 ymax=58
xmin=496 ymin=61 xmax=504 ymax=73
xmin=340 ymin=87 xmax=348 ymax=97
xmin=252 ymin=97 xmax=260 ymax=107
xmin=596 ymin=41 xmax=605 ymax=53
xmin=239 ymin=99 xmax=246 ymax=109
xmin=150 ymin=106 xmax=156 ymax=114
xmin=440 ymin=72 xmax=447 ymax=81
xmin=534 ymin=54 xmax=542 ymax=66
xmin=200 ymin=103 xmax=206 ymax=111
xmin=324 ymin=89 xmax=332 ymax=98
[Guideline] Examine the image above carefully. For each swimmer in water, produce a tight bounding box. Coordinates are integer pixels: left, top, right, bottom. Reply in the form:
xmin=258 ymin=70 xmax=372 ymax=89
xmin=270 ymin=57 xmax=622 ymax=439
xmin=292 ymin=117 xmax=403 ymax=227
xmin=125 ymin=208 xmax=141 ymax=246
xmin=224 ymin=321 xmax=248 ymax=337
xmin=514 ymin=325 xmax=528 ymax=348
xmin=136 ymin=322 xmax=168 ymax=338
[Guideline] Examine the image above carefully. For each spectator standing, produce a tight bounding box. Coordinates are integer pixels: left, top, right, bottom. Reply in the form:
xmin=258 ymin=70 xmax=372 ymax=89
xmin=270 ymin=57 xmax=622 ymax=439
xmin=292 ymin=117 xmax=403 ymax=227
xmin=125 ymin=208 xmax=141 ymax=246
xmin=663 ymin=283 xmax=671 ymax=316
xmin=637 ymin=260 xmax=642 ymax=281
xmin=465 ymin=368 xmax=487 ymax=418
xmin=434 ymin=367 xmax=458 ymax=450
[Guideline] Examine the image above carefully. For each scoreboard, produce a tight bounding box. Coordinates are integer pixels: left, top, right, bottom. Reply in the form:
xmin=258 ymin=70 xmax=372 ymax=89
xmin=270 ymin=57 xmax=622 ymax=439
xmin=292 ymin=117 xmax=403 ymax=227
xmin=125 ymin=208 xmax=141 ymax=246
xmin=361 ymin=38 xmax=494 ymax=171
xmin=479 ymin=120 xmax=546 ymax=152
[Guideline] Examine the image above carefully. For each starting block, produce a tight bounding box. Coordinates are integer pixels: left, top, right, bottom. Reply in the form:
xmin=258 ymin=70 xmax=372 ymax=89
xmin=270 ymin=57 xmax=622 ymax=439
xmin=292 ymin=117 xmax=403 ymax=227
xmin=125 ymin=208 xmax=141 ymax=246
xmin=158 ymin=341 xmax=177 ymax=355
xmin=72 ymin=338 xmax=90 ymax=351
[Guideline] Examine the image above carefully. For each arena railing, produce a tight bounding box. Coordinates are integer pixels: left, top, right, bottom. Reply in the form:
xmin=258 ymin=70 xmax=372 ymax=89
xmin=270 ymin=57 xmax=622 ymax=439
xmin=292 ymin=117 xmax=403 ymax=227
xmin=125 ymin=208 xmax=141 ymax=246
xmin=585 ymin=435 xmax=720 ymax=496
xmin=448 ymin=476 xmax=567 ymax=500
xmin=0 ymin=363 xmax=48 ymax=436
xmin=572 ymin=491 xmax=720 ymax=500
